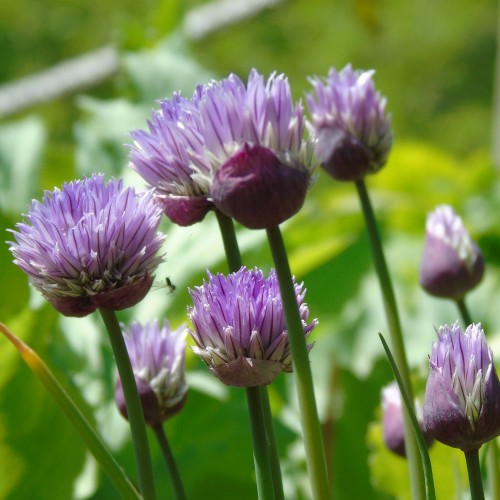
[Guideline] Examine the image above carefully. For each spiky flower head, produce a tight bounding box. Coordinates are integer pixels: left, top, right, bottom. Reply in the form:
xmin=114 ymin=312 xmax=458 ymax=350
xmin=129 ymin=93 xmax=213 ymax=226
xmin=8 ymin=174 xmax=164 ymax=317
xmin=381 ymin=382 xmax=433 ymax=457
xmin=204 ymin=70 xmax=314 ymax=228
xmin=306 ymin=64 xmax=392 ymax=181
xmin=188 ymin=267 xmax=317 ymax=387
xmin=420 ymin=205 xmax=484 ymax=300
xmin=115 ymin=320 xmax=188 ymax=426
xmin=423 ymin=322 xmax=500 ymax=452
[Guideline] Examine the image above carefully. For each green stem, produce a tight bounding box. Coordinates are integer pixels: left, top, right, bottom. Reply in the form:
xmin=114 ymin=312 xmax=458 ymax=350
xmin=99 ymin=308 xmax=156 ymax=500
xmin=354 ymin=180 xmax=425 ymax=500
xmin=215 ymin=210 xmax=243 ymax=272
xmin=152 ymin=424 xmax=186 ymax=500
xmin=456 ymin=298 xmax=473 ymax=326
xmin=465 ymin=449 xmax=486 ymax=500
xmin=379 ymin=333 xmax=436 ymax=500
xmin=215 ymin=209 xmax=284 ymax=500
xmin=246 ymin=387 xmax=276 ymax=500
xmin=259 ymin=387 xmax=285 ymax=500
xmin=266 ymin=225 xmax=329 ymax=500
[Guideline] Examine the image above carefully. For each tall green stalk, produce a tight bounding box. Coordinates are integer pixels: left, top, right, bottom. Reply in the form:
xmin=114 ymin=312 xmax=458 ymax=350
xmin=215 ymin=210 xmax=285 ymax=500
xmin=99 ymin=308 xmax=156 ymax=500
xmin=246 ymin=386 xmax=276 ymax=500
xmin=456 ymin=298 xmax=473 ymax=326
xmin=266 ymin=225 xmax=330 ymax=500
xmin=354 ymin=180 xmax=425 ymax=500
xmin=153 ymin=424 xmax=186 ymax=500
xmin=465 ymin=449 xmax=486 ymax=500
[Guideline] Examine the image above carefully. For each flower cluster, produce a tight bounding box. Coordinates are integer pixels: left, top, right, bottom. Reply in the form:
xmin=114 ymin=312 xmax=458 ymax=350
xmin=188 ymin=267 xmax=317 ymax=387
xmin=420 ymin=205 xmax=484 ymax=300
xmin=130 ymin=70 xmax=314 ymax=229
xmin=9 ymin=174 xmax=164 ymax=317
xmin=306 ymin=64 xmax=392 ymax=181
xmin=115 ymin=320 xmax=188 ymax=426
xmin=423 ymin=322 xmax=500 ymax=451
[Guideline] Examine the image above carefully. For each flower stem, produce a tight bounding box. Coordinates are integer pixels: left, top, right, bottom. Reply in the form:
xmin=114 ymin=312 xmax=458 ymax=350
xmin=246 ymin=387 xmax=277 ymax=500
xmin=354 ymin=180 xmax=425 ymax=500
xmin=259 ymin=388 xmax=285 ymax=500
xmin=456 ymin=298 xmax=473 ymax=326
xmin=99 ymin=308 xmax=156 ymax=500
xmin=215 ymin=209 xmax=243 ymax=272
xmin=266 ymin=225 xmax=330 ymax=500
xmin=152 ymin=424 xmax=186 ymax=500
xmin=465 ymin=449 xmax=486 ymax=500
xmin=215 ymin=209 xmax=284 ymax=500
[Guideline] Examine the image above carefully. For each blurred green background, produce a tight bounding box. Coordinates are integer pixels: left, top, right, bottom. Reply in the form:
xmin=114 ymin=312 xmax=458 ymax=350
xmin=1 ymin=0 xmax=499 ymax=498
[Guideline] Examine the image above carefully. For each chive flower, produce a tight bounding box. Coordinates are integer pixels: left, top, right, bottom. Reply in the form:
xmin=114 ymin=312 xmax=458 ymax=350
xmin=306 ymin=64 xmax=392 ymax=181
xmin=129 ymin=93 xmax=213 ymax=226
xmin=8 ymin=174 xmax=164 ymax=317
xmin=130 ymin=69 xmax=314 ymax=229
xmin=115 ymin=320 xmax=188 ymax=426
xmin=204 ymin=70 xmax=314 ymax=229
xmin=188 ymin=267 xmax=317 ymax=387
xmin=423 ymin=322 xmax=500 ymax=452
xmin=420 ymin=205 xmax=484 ymax=300
xmin=381 ymin=382 xmax=433 ymax=457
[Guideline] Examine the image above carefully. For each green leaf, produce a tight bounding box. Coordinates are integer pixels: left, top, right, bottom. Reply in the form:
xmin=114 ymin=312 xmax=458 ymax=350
xmin=0 ymin=321 xmax=140 ymax=499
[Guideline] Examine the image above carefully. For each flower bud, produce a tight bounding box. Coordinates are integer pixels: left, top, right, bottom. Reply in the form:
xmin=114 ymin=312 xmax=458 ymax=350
xmin=381 ymin=382 xmax=433 ymax=457
xmin=115 ymin=320 xmax=188 ymax=426
xmin=306 ymin=64 xmax=392 ymax=181
xmin=423 ymin=322 xmax=500 ymax=452
xmin=420 ymin=205 xmax=484 ymax=300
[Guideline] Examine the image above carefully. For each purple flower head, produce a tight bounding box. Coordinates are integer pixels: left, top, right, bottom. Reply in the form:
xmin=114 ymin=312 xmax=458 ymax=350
xmin=115 ymin=320 xmax=188 ymax=426
xmin=129 ymin=93 xmax=213 ymax=226
xmin=306 ymin=64 xmax=392 ymax=181
xmin=8 ymin=174 xmax=164 ymax=317
xmin=204 ymin=70 xmax=314 ymax=228
xmin=423 ymin=322 xmax=500 ymax=452
xmin=188 ymin=267 xmax=317 ymax=387
xmin=420 ymin=205 xmax=484 ymax=301
xmin=381 ymin=382 xmax=433 ymax=457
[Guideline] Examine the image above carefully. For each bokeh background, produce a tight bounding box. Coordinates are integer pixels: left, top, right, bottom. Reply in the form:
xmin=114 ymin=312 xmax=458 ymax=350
xmin=1 ymin=0 xmax=499 ymax=498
